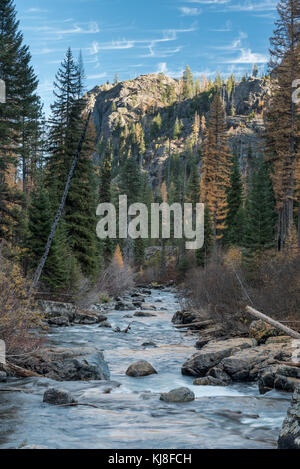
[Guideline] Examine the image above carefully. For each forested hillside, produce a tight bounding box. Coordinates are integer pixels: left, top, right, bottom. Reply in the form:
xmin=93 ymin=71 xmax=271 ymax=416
xmin=0 ymin=0 xmax=300 ymax=354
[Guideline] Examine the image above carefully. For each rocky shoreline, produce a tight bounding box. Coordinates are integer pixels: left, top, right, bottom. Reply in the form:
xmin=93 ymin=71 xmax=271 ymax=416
xmin=1 ymin=284 xmax=299 ymax=449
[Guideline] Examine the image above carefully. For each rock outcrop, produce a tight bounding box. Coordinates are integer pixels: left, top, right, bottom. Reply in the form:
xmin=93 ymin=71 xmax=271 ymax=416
xmin=278 ymin=386 xmax=300 ymax=449
xmin=14 ymin=347 xmax=110 ymax=381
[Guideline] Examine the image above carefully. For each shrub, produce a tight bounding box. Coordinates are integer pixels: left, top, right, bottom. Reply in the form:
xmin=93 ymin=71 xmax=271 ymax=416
xmin=0 ymin=256 xmax=42 ymax=356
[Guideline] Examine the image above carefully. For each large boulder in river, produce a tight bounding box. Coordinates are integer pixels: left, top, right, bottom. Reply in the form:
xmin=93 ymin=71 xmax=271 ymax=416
xmin=126 ymin=360 xmax=157 ymax=377
xmin=278 ymin=385 xmax=300 ymax=449
xmin=43 ymin=388 xmax=77 ymax=405
xmin=182 ymin=338 xmax=256 ymax=377
xmin=38 ymin=300 xmax=76 ymax=321
xmin=249 ymin=320 xmax=283 ymax=344
xmin=16 ymin=347 xmax=110 ymax=381
xmin=160 ymin=387 xmax=195 ymax=403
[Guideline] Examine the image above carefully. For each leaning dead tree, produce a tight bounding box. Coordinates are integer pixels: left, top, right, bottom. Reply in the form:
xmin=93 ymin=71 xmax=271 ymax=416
xmin=29 ymin=111 xmax=92 ymax=296
xmin=246 ymin=306 xmax=300 ymax=340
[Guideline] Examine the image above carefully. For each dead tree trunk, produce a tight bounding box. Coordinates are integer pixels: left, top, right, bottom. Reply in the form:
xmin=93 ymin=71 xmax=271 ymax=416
xmin=29 ymin=111 xmax=92 ymax=296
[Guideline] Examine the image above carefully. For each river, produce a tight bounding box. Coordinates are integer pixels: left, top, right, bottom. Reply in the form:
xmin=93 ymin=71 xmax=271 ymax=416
xmin=0 ymin=288 xmax=290 ymax=449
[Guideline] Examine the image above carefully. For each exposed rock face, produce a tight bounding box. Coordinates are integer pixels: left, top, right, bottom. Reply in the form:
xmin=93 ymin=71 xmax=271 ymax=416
xmin=43 ymin=388 xmax=77 ymax=405
xmin=249 ymin=320 xmax=283 ymax=344
xmin=126 ymin=360 xmax=157 ymax=377
xmin=278 ymin=386 xmax=300 ymax=449
xmin=15 ymin=347 xmax=110 ymax=381
xmin=84 ymin=74 xmax=270 ymax=185
xmin=182 ymin=338 xmax=256 ymax=377
xmin=160 ymin=387 xmax=195 ymax=403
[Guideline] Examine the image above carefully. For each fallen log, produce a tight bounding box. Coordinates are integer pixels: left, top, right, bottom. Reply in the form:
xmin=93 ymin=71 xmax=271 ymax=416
xmin=246 ymin=306 xmax=300 ymax=340
xmin=174 ymin=320 xmax=213 ymax=329
xmin=275 ymin=361 xmax=300 ymax=368
xmin=2 ymin=362 xmax=42 ymax=378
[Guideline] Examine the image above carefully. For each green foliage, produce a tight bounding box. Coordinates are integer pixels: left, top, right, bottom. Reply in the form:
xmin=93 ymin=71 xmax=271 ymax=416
xmin=151 ymin=113 xmax=162 ymax=138
xmin=224 ymin=152 xmax=243 ymax=245
xmin=196 ymin=205 xmax=213 ymax=267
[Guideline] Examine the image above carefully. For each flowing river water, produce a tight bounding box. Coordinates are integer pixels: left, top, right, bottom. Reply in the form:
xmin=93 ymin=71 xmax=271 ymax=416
xmin=0 ymin=288 xmax=290 ymax=449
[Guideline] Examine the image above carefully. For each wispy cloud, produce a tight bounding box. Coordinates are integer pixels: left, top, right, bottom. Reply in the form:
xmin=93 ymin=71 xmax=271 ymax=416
xmin=178 ymin=7 xmax=202 ymax=16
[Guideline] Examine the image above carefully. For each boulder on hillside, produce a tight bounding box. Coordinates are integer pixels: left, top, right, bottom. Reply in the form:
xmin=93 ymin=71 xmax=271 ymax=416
xmin=126 ymin=360 xmax=157 ymax=377
xmin=278 ymin=386 xmax=300 ymax=449
xmin=160 ymin=387 xmax=195 ymax=403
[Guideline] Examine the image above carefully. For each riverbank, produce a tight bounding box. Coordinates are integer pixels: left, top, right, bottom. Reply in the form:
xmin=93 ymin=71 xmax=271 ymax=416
xmin=0 ymin=286 xmax=296 ymax=449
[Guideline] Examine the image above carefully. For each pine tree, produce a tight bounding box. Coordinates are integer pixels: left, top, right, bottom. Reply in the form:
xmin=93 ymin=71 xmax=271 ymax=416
xmin=224 ymin=151 xmax=243 ymax=245
xmin=0 ymin=0 xmax=39 ymax=242
xmin=64 ymin=118 xmax=99 ymax=278
xmin=113 ymin=244 xmax=124 ymax=268
xmin=182 ymin=65 xmax=194 ymax=99
xmin=26 ymin=190 xmax=72 ymax=290
xmin=46 ymin=47 xmax=81 ymax=209
xmin=195 ymin=205 xmax=213 ymax=267
xmin=265 ymin=0 xmax=300 ymax=248
xmin=173 ymin=117 xmax=181 ymax=139
xmin=200 ymin=93 xmax=232 ymax=246
xmin=99 ymin=142 xmax=113 ymax=262
xmin=243 ymin=161 xmax=276 ymax=264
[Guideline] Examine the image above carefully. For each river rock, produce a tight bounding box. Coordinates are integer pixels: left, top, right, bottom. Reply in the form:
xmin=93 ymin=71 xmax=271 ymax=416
xmin=278 ymin=385 xmax=300 ymax=449
xmin=73 ymin=311 xmax=107 ymax=325
xmin=193 ymin=376 xmax=228 ymax=386
xmin=47 ymin=316 xmax=70 ymax=327
xmin=142 ymin=341 xmax=157 ymax=347
xmin=0 ymin=371 xmax=7 ymax=382
xmin=115 ymin=301 xmax=135 ymax=311
xmin=43 ymin=388 xmax=77 ymax=405
xmin=126 ymin=360 xmax=157 ymax=377
xmin=38 ymin=300 xmax=76 ymax=321
xmin=141 ymin=304 xmax=156 ymax=311
xmin=134 ymin=311 xmax=156 ymax=317
xmin=249 ymin=320 xmax=283 ymax=344
xmin=160 ymin=387 xmax=195 ymax=403
xmin=16 ymin=347 xmax=110 ymax=381
xmin=99 ymin=321 xmax=112 ymax=328
xmin=172 ymin=310 xmax=198 ymax=325
xmin=182 ymin=338 xmax=256 ymax=377
xmin=259 ymin=364 xmax=300 ymax=394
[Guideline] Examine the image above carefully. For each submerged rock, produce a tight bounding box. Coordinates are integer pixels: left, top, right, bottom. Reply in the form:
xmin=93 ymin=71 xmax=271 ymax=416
xmin=43 ymin=388 xmax=77 ymax=405
xmin=134 ymin=311 xmax=156 ymax=317
xmin=278 ymin=386 xmax=300 ymax=449
xmin=142 ymin=341 xmax=157 ymax=347
xmin=126 ymin=360 xmax=157 ymax=377
xmin=0 ymin=371 xmax=7 ymax=382
xmin=160 ymin=387 xmax=195 ymax=403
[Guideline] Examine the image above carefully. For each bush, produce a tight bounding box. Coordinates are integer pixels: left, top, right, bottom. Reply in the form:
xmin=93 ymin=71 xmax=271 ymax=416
xmin=75 ymin=260 xmax=134 ymax=309
xmin=0 ymin=256 xmax=42 ymax=356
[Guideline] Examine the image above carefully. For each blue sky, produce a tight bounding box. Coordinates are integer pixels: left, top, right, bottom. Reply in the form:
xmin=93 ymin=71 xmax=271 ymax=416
xmin=15 ymin=0 xmax=278 ymax=113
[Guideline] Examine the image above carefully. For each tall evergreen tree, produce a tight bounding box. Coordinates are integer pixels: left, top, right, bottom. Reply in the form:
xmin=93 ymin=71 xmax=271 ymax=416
xmin=224 ymin=151 xmax=243 ymax=245
xmin=243 ymin=161 xmax=276 ymax=264
xmin=0 ymin=0 xmax=39 ymax=242
xmin=99 ymin=141 xmax=113 ymax=262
